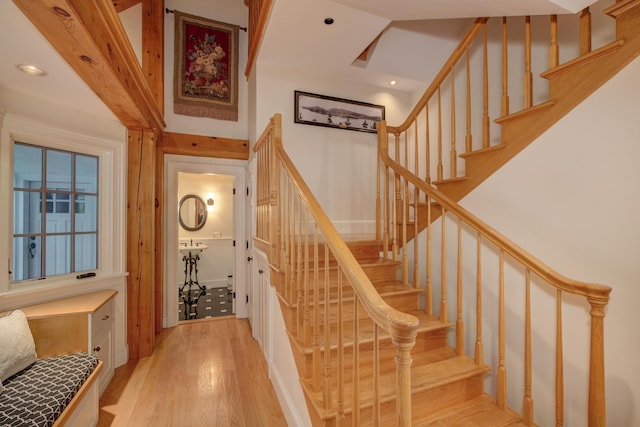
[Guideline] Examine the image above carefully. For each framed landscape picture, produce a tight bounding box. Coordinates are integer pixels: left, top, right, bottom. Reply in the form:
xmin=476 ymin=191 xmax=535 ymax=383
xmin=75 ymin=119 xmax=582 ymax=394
xmin=294 ymin=90 xmax=385 ymax=133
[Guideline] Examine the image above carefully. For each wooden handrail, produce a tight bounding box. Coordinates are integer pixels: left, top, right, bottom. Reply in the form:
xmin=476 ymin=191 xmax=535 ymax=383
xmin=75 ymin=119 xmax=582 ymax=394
xmin=254 ymin=114 xmax=419 ymax=425
xmin=255 ymin=115 xmax=419 ymax=335
xmin=378 ymin=128 xmax=611 ymax=302
xmin=378 ymin=117 xmax=611 ymax=425
xmin=388 ymin=18 xmax=488 ymax=134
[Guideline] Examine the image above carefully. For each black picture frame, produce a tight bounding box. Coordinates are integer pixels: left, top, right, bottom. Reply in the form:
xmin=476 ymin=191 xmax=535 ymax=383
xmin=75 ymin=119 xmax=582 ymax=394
xmin=294 ymin=90 xmax=385 ymax=133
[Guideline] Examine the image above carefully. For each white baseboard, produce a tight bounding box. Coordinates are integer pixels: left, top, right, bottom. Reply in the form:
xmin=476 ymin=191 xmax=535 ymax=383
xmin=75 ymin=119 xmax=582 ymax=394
xmin=270 ymin=363 xmax=310 ymax=427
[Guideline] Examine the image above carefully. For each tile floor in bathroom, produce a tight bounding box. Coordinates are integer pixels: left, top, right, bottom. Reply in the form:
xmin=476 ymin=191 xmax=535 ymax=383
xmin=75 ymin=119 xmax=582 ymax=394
xmin=178 ymin=286 xmax=234 ymax=321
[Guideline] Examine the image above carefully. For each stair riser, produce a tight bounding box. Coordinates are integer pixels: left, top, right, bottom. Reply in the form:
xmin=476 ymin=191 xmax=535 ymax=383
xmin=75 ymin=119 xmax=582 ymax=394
xmin=281 ymin=294 xmax=421 ymax=336
xmin=311 ymin=375 xmax=483 ymax=426
xmin=317 ymin=373 xmax=486 ymax=426
xmin=291 ymin=242 xmax=385 ymax=264
xmin=297 ymin=330 xmax=450 ymax=381
xmin=273 ymin=262 xmax=399 ymax=294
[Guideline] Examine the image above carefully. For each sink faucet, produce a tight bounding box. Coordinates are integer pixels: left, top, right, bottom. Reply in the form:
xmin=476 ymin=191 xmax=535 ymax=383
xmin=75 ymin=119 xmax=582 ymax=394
xmin=190 ymin=238 xmax=193 ymax=246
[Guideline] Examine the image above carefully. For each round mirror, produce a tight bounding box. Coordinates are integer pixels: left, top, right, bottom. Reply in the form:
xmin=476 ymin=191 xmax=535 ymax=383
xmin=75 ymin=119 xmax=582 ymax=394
xmin=178 ymin=194 xmax=207 ymax=232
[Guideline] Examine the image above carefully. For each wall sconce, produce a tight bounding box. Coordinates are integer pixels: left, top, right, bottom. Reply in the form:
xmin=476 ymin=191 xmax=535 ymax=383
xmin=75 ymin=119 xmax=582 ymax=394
xmin=207 ymin=198 xmax=214 ymax=206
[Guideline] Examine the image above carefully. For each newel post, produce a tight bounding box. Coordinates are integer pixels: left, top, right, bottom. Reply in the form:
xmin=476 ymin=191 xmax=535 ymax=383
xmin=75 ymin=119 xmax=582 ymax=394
xmin=587 ymin=296 xmax=607 ymax=427
xmin=393 ymin=328 xmax=416 ymax=426
xmin=269 ymin=114 xmax=282 ymax=269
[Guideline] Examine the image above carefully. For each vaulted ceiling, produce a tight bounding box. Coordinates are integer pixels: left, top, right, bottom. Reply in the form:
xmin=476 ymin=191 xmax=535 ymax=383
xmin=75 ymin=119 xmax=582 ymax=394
xmin=0 ymin=0 xmax=598 ymax=123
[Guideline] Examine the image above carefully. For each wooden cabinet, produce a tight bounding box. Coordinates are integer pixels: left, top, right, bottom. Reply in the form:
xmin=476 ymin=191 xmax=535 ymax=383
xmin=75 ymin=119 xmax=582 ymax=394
xmin=20 ymin=289 xmax=117 ymax=395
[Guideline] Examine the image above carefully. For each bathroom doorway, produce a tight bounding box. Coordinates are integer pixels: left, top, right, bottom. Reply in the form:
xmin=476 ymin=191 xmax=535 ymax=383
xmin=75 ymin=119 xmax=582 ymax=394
xmin=177 ymin=172 xmax=235 ymax=321
xmin=163 ymin=155 xmax=247 ymax=328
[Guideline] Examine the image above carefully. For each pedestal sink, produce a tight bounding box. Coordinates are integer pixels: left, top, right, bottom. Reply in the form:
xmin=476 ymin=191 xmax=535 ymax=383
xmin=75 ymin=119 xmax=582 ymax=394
xmin=178 ymin=243 xmax=208 ymax=256
xmin=179 ymin=243 xmax=208 ymax=295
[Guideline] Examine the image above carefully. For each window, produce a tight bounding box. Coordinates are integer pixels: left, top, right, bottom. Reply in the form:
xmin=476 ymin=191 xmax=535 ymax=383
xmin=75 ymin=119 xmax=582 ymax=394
xmin=12 ymin=143 xmax=99 ymax=282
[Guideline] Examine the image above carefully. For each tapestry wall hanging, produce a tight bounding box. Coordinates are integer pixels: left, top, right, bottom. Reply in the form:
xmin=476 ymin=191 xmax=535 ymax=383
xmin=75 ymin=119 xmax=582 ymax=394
xmin=174 ymin=11 xmax=239 ymax=121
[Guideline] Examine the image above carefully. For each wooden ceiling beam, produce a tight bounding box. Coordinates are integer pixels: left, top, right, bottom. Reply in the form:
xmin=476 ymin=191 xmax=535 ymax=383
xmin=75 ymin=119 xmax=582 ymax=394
xmin=113 ymin=0 xmax=141 ymax=13
xmin=13 ymin=0 xmax=165 ymax=130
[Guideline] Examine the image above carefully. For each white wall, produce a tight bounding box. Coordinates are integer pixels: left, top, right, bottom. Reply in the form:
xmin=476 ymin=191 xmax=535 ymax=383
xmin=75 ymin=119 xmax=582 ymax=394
xmin=163 ymin=0 xmax=249 ymax=139
xmin=254 ymin=61 xmax=412 ymax=234
xmin=460 ymin=56 xmax=640 ymax=426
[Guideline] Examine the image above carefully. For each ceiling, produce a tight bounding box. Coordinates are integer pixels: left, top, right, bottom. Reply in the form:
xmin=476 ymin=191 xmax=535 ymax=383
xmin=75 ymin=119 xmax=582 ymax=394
xmin=0 ymin=0 xmax=597 ymax=124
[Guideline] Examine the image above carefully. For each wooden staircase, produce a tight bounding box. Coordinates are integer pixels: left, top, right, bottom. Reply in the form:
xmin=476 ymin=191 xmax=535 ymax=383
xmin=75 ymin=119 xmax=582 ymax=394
xmin=278 ymin=239 xmax=528 ymax=426
xmin=252 ymin=3 xmax=627 ymax=426
xmin=382 ymin=0 xmax=640 ymax=242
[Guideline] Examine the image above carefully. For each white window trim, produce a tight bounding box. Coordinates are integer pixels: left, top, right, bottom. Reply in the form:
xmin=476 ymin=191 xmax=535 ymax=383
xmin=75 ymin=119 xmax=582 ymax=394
xmin=0 ymin=113 xmax=126 ymax=296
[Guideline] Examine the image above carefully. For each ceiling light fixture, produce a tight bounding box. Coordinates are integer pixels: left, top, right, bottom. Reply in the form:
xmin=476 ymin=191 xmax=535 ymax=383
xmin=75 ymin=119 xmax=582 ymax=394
xmin=16 ymin=64 xmax=47 ymax=77
xmin=390 ymin=80 xmax=397 ymax=86
xmin=324 ymin=17 xmax=334 ymax=25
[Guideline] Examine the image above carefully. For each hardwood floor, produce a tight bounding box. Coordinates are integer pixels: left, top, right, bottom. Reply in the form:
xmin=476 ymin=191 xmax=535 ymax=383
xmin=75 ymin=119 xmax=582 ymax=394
xmin=98 ymin=318 xmax=287 ymax=426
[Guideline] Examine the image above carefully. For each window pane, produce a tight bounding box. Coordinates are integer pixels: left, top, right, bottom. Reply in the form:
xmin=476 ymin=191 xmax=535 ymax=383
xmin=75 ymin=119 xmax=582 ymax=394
xmin=45 ymin=235 xmax=71 ymax=276
xmin=14 ymin=144 xmax=42 ymax=189
xmin=12 ymin=236 xmax=42 ymax=281
xmin=75 ymin=195 xmax=97 ymax=232
xmin=76 ymin=155 xmax=98 ymax=194
xmin=45 ymin=203 xmax=71 ymax=233
xmin=13 ymin=191 xmax=41 ymax=234
xmin=75 ymin=234 xmax=97 ymax=272
xmin=46 ymin=150 xmax=72 ymax=191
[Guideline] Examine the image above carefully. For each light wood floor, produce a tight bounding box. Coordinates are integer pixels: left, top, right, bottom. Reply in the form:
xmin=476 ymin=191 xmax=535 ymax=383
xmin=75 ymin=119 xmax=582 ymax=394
xmin=98 ymin=318 xmax=288 ymax=426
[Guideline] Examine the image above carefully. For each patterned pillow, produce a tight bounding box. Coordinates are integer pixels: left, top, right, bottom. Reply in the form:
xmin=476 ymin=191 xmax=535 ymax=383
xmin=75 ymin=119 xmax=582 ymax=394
xmin=0 ymin=310 xmax=37 ymax=383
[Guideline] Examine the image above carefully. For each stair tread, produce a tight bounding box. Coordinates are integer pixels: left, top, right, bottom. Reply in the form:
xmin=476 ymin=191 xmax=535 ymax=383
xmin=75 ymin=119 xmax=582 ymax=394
xmin=413 ymin=394 xmax=528 ymax=426
xmin=293 ymin=311 xmax=451 ymax=354
xmin=303 ymin=354 xmax=489 ymax=418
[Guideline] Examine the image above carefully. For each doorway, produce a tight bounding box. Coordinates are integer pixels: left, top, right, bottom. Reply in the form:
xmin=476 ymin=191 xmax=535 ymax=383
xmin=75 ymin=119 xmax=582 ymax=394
xmin=177 ymin=172 xmax=235 ymax=321
xmin=164 ymin=154 xmax=247 ymax=328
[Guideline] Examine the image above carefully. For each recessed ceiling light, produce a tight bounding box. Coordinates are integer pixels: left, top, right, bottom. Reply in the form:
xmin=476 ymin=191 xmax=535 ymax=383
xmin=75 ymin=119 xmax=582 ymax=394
xmin=324 ymin=17 xmax=334 ymax=25
xmin=16 ymin=64 xmax=47 ymax=77
xmin=390 ymin=80 xmax=397 ymax=86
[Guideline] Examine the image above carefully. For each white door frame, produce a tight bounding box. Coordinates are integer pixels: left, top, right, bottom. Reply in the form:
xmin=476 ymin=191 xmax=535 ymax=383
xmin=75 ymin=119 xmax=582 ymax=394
xmin=163 ymin=154 xmax=247 ymax=328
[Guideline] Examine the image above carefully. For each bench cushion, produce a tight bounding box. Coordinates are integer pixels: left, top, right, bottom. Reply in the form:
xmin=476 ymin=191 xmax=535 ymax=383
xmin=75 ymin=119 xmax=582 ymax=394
xmin=0 ymin=352 xmax=99 ymax=427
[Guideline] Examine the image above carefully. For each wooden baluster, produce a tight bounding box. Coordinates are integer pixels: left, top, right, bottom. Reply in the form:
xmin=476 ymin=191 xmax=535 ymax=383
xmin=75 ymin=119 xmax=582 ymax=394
xmin=414 ymin=186 xmax=419 ymax=288
xmin=501 ymin=17 xmax=510 ymax=117
xmin=483 ymin=22 xmax=490 ymax=148
xmin=498 ymin=250 xmax=507 ymax=408
xmin=296 ymin=196 xmax=304 ymax=342
xmin=352 ymin=297 xmax=360 ymax=426
xmin=402 ymin=179 xmax=409 ymax=285
xmin=414 ymin=120 xmax=419 ymax=178
xmin=465 ymin=48 xmax=472 ymax=153
xmin=404 ymin=131 xmax=409 ymax=171
xmin=282 ymin=178 xmax=290 ymax=301
xmin=437 ymin=87 xmax=443 ymax=181
xmin=313 ymin=226 xmax=321 ymax=394
xmin=373 ymin=325 xmax=380 ymax=427
xmin=288 ymin=181 xmax=296 ymax=303
xmin=475 ymin=233 xmax=483 ymax=365
xmin=376 ymin=146 xmax=381 ymax=242
xmin=556 ymin=289 xmax=564 ymax=427
xmin=549 ymin=15 xmax=559 ymax=68
xmin=523 ymin=269 xmax=534 ymax=425
xmin=426 ymin=194 xmax=433 ymax=316
xmin=580 ymin=8 xmax=592 ymax=55
xmin=303 ymin=211 xmax=311 ymax=348
xmin=384 ymin=156 xmax=390 ymax=260
xmin=587 ymin=296 xmax=607 ymax=426
xmin=440 ymin=208 xmax=448 ymax=323
xmin=456 ymin=218 xmax=464 ymax=356
xmin=425 ymin=105 xmax=431 ymax=184
xmin=393 ymin=133 xmax=401 ymax=262
xmin=323 ymin=244 xmax=332 ymax=410
xmin=450 ymin=66 xmax=457 ymax=179
xmin=336 ymin=271 xmax=345 ymax=427
xmin=524 ymin=16 xmax=533 ymax=109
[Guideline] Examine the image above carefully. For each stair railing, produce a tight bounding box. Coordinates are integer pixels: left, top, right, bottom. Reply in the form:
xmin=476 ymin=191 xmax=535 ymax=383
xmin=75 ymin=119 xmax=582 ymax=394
xmin=376 ymin=8 xmax=615 ymax=242
xmin=378 ymin=119 xmax=612 ymax=426
xmin=255 ymin=114 xmax=419 ymax=426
